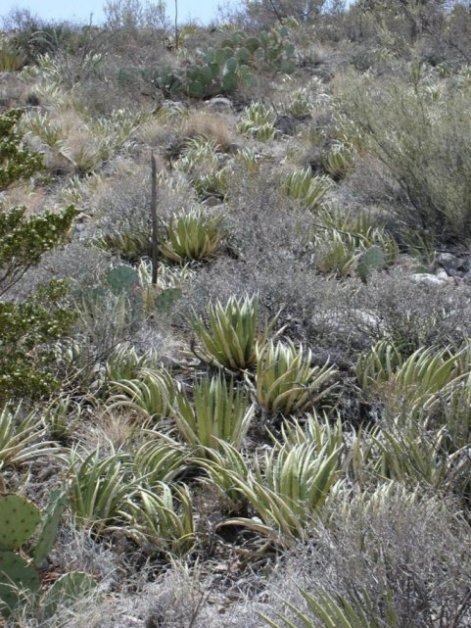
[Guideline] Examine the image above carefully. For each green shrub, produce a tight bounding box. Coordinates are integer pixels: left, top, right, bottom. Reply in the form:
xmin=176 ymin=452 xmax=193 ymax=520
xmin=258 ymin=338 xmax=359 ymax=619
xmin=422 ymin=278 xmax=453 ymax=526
xmin=0 ymin=108 xmax=76 ymax=401
xmin=0 ymin=108 xmax=43 ymax=190
xmin=0 ymin=281 xmax=76 ymax=401
xmin=0 ymin=207 xmax=77 ymax=400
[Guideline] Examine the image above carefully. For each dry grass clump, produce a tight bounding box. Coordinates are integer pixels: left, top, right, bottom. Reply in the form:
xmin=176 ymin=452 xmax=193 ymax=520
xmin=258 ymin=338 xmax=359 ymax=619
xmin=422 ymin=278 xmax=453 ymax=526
xmin=43 ymin=559 xmax=261 ymax=628
xmin=0 ymin=70 xmax=29 ymax=107
xmin=183 ymin=111 xmax=234 ymax=152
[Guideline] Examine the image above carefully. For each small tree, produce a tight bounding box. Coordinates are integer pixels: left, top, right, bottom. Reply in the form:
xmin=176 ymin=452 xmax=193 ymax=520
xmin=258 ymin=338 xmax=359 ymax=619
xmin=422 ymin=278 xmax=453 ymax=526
xmin=244 ymin=0 xmax=326 ymax=25
xmin=0 ymin=108 xmax=77 ymax=401
xmin=103 ymin=0 xmax=167 ymax=30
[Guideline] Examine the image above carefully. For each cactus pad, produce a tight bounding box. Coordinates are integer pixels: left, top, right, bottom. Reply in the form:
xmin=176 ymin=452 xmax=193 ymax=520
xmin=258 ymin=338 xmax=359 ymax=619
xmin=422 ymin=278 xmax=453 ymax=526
xmin=0 ymin=551 xmax=40 ymax=615
xmin=155 ymin=288 xmax=182 ymax=314
xmin=106 ymin=265 xmax=139 ymax=295
xmin=357 ymin=245 xmax=386 ymax=282
xmin=0 ymin=494 xmax=41 ymax=550
xmin=33 ymin=490 xmax=68 ymax=567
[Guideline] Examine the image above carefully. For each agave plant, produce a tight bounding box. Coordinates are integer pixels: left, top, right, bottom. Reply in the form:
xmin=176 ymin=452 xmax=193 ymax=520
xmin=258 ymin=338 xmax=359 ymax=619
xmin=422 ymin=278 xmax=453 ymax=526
xmin=321 ymin=140 xmax=354 ymax=180
xmin=278 ymin=412 xmax=343 ymax=454
xmin=313 ymin=207 xmax=398 ymax=278
xmin=69 ymin=447 xmax=137 ymax=534
xmin=357 ymin=342 xmax=467 ymax=421
xmin=285 ymin=87 xmax=313 ymax=119
xmin=92 ymin=109 xmax=141 ymax=153
xmin=371 ymin=423 xmax=454 ymax=489
xmin=105 ymin=343 xmax=159 ymax=382
xmin=434 ymin=371 xmax=471 ymax=452
xmin=136 ymin=257 xmax=195 ymax=290
xmin=43 ymin=395 xmax=83 ymax=442
xmin=255 ymin=340 xmax=337 ymax=415
xmin=237 ymin=103 xmax=277 ymax=140
xmin=314 ymin=230 xmax=360 ymax=277
xmin=0 ymin=404 xmax=58 ymax=467
xmin=214 ymin=435 xmax=342 ymax=542
xmin=234 ymin=147 xmax=261 ymax=175
xmin=193 ymin=295 xmax=270 ymax=371
xmin=193 ymin=164 xmax=231 ymax=199
xmin=356 ymin=340 xmax=404 ymax=393
xmin=282 ymin=168 xmax=333 ymax=211
xmin=160 ymin=208 xmax=225 ymax=263
xmin=24 ymin=110 xmax=63 ymax=149
xmin=175 ymin=137 xmax=230 ymax=198
xmin=134 ymin=435 xmax=191 ymax=489
xmin=174 ymin=375 xmax=255 ymax=452
xmin=126 ymin=483 xmax=195 ymax=555
xmin=262 ymin=589 xmax=379 ymax=628
xmin=176 ymin=137 xmax=220 ymax=175
xmin=196 ymin=439 xmax=251 ymax=509
xmin=106 ymin=367 xmax=177 ymax=422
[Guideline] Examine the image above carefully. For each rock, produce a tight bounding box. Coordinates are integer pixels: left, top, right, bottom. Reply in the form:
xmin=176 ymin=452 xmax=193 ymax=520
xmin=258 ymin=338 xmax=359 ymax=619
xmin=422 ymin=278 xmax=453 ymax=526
xmin=436 ymin=269 xmax=453 ymax=282
xmin=274 ymin=114 xmax=298 ymax=136
xmin=161 ymin=99 xmax=185 ymax=110
xmin=435 ymin=252 xmax=462 ymax=276
xmin=202 ymin=195 xmax=223 ymax=207
xmin=205 ymin=97 xmax=233 ymax=113
xmin=410 ymin=273 xmax=448 ymax=286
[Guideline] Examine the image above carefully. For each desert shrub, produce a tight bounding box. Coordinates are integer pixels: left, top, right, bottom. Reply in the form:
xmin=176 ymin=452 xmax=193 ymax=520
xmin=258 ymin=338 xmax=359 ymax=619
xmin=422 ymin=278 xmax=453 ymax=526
xmin=343 ymin=1 xmax=471 ymax=67
xmin=9 ymin=242 xmax=111 ymax=302
xmin=94 ymin=166 xmax=191 ymax=261
xmin=264 ymin=484 xmax=471 ymax=628
xmin=360 ymin=270 xmax=471 ymax=351
xmin=339 ymin=70 xmax=471 ymax=243
xmin=0 ymin=36 xmax=26 ymax=71
xmin=183 ymin=112 xmax=233 ymax=152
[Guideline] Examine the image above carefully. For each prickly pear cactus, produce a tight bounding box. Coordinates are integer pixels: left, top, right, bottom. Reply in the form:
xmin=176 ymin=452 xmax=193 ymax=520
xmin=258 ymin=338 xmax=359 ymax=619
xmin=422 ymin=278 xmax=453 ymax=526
xmin=106 ymin=265 xmax=140 ymax=295
xmin=42 ymin=571 xmax=96 ymax=618
xmin=357 ymin=245 xmax=386 ymax=282
xmin=0 ymin=494 xmax=41 ymax=551
xmin=0 ymin=551 xmax=40 ymax=615
xmin=33 ymin=490 xmax=68 ymax=568
xmin=155 ymin=288 xmax=182 ymax=314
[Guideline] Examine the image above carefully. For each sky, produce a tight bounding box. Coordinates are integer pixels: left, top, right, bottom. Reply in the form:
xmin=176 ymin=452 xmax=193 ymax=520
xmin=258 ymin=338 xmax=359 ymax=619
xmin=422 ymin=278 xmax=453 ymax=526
xmin=0 ymin=0 xmax=233 ymax=25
